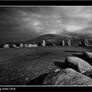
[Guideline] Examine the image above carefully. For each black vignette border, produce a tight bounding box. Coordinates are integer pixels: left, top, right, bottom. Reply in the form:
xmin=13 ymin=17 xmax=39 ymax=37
xmin=0 ymin=1 xmax=91 ymax=6
xmin=15 ymin=86 xmax=92 ymax=92
xmin=0 ymin=1 xmax=92 ymax=92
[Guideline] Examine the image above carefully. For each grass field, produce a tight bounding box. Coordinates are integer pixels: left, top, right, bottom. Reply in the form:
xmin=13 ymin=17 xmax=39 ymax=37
xmin=0 ymin=46 xmax=91 ymax=85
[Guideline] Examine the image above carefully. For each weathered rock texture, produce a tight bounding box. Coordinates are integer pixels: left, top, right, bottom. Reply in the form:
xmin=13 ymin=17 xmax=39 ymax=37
xmin=65 ymin=56 xmax=92 ymax=73
xmin=82 ymin=51 xmax=92 ymax=65
xmin=43 ymin=68 xmax=92 ymax=85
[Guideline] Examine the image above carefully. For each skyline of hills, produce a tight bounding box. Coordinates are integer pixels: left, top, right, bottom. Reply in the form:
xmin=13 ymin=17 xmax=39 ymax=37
xmin=0 ymin=32 xmax=92 ymax=45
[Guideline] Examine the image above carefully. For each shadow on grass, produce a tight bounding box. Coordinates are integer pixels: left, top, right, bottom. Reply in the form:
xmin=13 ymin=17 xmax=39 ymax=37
xmin=71 ymin=53 xmax=83 ymax=59
xmin=54 ymin=61 xmax=80 ymax=72
xmin=64 ymin=50 xmax=83 ymax=53
xmin=26 ymin=73 xmax=49 ymax=85
xmin=54 ymin=61 xmax=66 ymax=69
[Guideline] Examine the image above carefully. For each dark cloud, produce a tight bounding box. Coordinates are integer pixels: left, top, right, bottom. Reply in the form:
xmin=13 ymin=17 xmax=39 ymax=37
xmin=0 ymin=6 xmax=92 ymax=44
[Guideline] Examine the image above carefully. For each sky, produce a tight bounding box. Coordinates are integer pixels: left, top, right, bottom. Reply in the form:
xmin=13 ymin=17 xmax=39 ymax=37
xmin=0 ymin=6 xmax=92 ymax=43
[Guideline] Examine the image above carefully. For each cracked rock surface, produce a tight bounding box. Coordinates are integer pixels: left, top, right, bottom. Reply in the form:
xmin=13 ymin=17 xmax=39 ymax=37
xmin=43 ymin=68 xmax=92 ymax=85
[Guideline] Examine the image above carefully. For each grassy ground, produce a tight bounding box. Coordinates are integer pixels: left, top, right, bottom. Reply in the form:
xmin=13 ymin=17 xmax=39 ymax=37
xmin=0 ymin=46 xmax=90 ymax=85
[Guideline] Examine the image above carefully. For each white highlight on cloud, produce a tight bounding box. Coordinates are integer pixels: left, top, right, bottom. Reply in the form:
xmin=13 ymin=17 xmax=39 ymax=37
xmin=67 ymin=7 xmax=92 ymax=21
xmin=16 ymin=6 xmax=92 ymax=35
xmin=64 ymin=20 xmax=89 ymax=32
xmin=64 ymin=25 xmax=83 ymax=32
xmin=72 ymin=10 xmax=92 ymax=19
xmin=46 ymin=29 xmax=59 ymax=34
xmin=33 ymin=21 xmax=41 ymax=26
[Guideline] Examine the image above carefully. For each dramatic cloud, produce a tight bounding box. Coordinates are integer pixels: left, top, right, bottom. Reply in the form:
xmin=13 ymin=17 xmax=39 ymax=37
xmin=0 ymin=6 xmax=92 ymax=43
xmin=13 ymin=6 xmax=92 ymax=35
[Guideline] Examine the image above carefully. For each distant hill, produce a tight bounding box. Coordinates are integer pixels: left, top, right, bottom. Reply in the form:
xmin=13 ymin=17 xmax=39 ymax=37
xmin=1 ymin=33 xmax=92 ymax=45
xmin=25 ymin=33 xmax=92 ymax=46
xmin=26 ymin=34 xmax=72 ymax=44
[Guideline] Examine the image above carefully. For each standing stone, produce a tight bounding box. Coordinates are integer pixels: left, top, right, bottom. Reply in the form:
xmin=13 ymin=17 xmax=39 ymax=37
xmin=67 ymin=39 xmax=71 ymax=46
xmin=24 ymin=44 xmax=28 ymax=48
xmin=3 ymin=44 xmax=9 ymax=48
xmin=42 ymin=40 xmax=46 ymax=47
xmin=12 ymin=44 xmax=19 ymax=48
xmin=62 ymin=40 xmax=65 ymax=46
xmin=20 ymin=43 xmax=24 ymax=48
xmin=84 ymin=39 xmax=88 ymax=47
xmin=27 ymin=44 xmax=32 ymax=48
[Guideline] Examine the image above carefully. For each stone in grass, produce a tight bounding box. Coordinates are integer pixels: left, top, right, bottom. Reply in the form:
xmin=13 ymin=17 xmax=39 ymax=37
xmin=65 ymin=56 xmax=92 ymax=74
xmin=83 ymin=51 xmax=92 ymax=58
xmin=82 ymin=51 xmax=92 ymax=65
xmin=43 ymin=68 xmax=92 ymax=85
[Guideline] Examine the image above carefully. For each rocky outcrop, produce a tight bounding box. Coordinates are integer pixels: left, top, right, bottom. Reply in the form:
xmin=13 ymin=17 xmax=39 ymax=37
xmin=65 ymin=56 xmax=92 ymax=73
xmin=83 ymin=52 xmax=92 ymax=58
xmin=82 ymin=51 xmax=92 ymax=65
xmin=43 ymin=68 xmax=92 ymax=85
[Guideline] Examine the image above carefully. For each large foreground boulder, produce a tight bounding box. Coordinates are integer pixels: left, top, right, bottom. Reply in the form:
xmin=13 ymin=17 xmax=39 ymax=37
xmin=43 ymin=68 xmax=92 ymax=85
xmin=82 ymin=51 xmax=92 ymax=65
xmin=65 ymin=56 xmax=92 ymax=73
xmin=83 ymin=51 xmax=92 ymax=58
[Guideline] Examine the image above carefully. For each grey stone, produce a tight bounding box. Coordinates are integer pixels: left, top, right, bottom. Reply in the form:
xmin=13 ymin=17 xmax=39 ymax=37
xmin=82 ymin=52 xmax=92 ymax=65
xmin=65 ymin=56 xmax=92 ymax=73
xmin=83 ymin=52 xmax=92 ymax=58
xmin=43 ymin=68 xmax=92 ymax=85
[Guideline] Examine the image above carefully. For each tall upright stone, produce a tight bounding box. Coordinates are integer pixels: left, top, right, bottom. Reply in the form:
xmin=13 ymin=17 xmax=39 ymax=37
xmin=84 ymin=39 xmax=88 ymax=46
xmin=67 ymin=39 xmax=71 ymax=46
xmin=62 ymin=40 xmax=65 ymax=46
xmin=20 ymin=43 xmax=24 ymax=48
xmin=3 ymin=44 xmax=9 ymax=48
xmin=42 ymin=40 xmax=46 ymax=47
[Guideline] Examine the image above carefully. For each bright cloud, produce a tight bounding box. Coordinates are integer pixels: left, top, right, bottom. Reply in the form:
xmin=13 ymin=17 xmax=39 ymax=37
xmin=64 ymin=25 xmax=83 ymax=32
xmin=14 ymin=6 xmax=92 ymax=36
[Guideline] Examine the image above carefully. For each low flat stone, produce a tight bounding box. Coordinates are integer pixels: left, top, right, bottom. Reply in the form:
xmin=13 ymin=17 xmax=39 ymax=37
xmin=43 ymin=68 xmax=92 ymax=85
